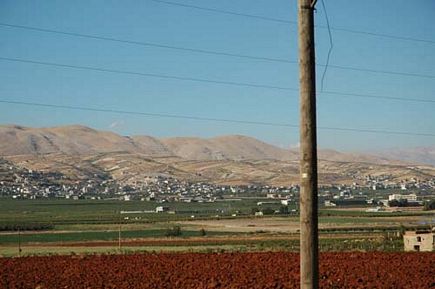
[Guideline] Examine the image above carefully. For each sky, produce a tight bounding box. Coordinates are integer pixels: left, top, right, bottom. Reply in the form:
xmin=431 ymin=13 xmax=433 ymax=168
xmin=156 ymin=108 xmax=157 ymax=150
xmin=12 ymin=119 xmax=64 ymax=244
xmin=0 ymin=0 xmax=434 ymax=152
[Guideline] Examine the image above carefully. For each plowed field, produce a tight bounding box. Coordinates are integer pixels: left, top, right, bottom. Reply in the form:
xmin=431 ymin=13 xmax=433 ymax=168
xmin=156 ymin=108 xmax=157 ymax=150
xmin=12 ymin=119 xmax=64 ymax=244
xmin=1 ymin=252 xmax=434 ymax=289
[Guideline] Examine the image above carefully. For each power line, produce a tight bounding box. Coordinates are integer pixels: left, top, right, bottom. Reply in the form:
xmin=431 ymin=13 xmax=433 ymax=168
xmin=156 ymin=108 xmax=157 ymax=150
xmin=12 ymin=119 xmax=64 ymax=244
xmin=0 ymin=23 xmax=298 ymax=64
xmin=148 ymin=0 xmax=435 ymax=45
xmin=0 ymin=56 xmax=296 ymax=91
xmin=317 ymin=125 xmax=435 ymax=137
xmin=0 ymin=99 xmax=297 ymax=127
xmin=1 ymin=99 xmax=435 ymax=137
xmin=1 ymin=56 xmax=434 ymax=105
xmin=327 ymin=63 xmax=435 ymax=80
xmin=319 ymin=90 xmax=435 ymax=104
xmin=148 ymin=0 xmax=294 ymax=24
xmin=319 ymin=0 xmax=333 ymax=91
xmin=2 ymin=22 xmax=435 ymax=81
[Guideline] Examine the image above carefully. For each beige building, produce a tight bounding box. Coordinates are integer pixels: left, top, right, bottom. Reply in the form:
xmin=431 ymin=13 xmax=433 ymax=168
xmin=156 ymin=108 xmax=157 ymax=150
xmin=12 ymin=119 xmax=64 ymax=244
xmin=403 ymin=229 xmax=435 ymax=252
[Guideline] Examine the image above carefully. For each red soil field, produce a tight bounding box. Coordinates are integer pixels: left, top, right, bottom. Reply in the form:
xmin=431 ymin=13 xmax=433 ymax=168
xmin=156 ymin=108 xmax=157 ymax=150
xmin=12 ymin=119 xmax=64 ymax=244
xmin=1 ymin=252 xmax=434 ymax=289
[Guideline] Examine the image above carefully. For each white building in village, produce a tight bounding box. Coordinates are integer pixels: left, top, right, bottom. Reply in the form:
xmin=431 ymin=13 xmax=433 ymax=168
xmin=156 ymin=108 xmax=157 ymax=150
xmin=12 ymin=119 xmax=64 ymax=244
xmin=388 ymin=193 xmax=417 ymax=202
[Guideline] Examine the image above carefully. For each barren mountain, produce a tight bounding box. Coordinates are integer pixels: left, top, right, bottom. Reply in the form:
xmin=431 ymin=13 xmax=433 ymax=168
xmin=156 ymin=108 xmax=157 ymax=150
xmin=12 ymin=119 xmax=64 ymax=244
xmin=0 ymin=124 xmax=431 ymax=164
xmin=0 ymin=125 xmax=171 ymax=157
xmin=0 ymin=125 xmax=298 ymax=161
xmin=0 ymin=124 xmax=425 ymax=164
xmin=317 ymin=149 xmax=397 ymax=165
xmin=0 ymin=125 xmax=295 ymax=160
xmin=160 ymin=135 xmax=298 ymax=161
xmin=129 ymin=135 xmax=173 ymax=157
xmin=375 ymin=147 xmax=435 ymax=166
xmin=1 ymin=124 xmax=434 ymax=186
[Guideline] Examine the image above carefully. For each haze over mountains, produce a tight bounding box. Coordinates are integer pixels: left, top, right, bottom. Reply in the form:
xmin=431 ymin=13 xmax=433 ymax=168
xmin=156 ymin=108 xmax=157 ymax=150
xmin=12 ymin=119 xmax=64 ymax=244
xmin=1 ymin=124 xmax=435 ymax=186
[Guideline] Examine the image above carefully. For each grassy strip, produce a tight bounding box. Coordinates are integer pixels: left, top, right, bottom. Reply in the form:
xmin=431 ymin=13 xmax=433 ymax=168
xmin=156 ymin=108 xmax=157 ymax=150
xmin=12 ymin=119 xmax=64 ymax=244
xmin=0 ymin=237 xmax=404 ymax=257
xmin=0 ymin=229 xmax=235 ymax=244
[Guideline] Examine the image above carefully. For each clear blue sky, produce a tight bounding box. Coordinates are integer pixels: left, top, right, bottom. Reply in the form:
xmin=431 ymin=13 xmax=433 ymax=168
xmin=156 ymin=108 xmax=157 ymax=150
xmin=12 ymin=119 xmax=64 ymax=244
xmin=0 ymin=0 xmax=434 ymax=152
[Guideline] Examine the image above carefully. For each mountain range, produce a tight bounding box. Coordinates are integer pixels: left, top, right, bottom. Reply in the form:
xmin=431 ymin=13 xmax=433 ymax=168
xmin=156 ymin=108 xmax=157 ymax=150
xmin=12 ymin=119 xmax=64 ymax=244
xmin=0 ymin=124 xmax=419 ymax=163
xmin=1 ymin=124 xmax=434 ymax=186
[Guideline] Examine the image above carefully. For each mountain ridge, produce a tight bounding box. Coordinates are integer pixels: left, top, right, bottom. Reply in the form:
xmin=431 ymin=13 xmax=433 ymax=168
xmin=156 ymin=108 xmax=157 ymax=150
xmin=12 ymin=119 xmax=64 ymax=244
xmin=2 ymin=124 xmax=435 ymax=186
xmin=0 ymin=124 xmax=433 ymax=166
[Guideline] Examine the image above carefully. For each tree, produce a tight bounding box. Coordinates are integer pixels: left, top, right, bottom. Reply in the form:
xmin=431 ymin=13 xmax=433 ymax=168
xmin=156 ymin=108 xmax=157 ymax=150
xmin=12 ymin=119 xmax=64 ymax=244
xmin=388 ymin=199 xmax=400 ymax=207
xmin=262 ymin=207 xmax=275 ymax=215
xmin=199 ymin=228 xmax=207 ymax=236
xmin=122 ymin=185 xmax=134 ymax=192
xmin=279 ymin=205 xmax=289 ymax=215
xmin=398 ymin=223 xmax=406 ymax=237
xmin=165 ymin=225 xmax=182 ymax=237
xmin=423 ymin=199 xmax=435 ymax=211
xmin=251 ymin=207 xmax=260 ymax=215
xmin=388 ymin=199 xmax=408 ymax=207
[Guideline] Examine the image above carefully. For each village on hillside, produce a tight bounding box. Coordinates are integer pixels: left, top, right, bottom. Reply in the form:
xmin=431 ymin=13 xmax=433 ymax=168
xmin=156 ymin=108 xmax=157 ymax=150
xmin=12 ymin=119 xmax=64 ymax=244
xmin=2 ymin=158 xmax=434 ymax=213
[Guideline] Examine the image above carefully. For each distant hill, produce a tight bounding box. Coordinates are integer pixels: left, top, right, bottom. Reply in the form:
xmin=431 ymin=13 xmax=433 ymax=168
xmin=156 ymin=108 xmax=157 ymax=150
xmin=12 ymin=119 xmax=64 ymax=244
xmin=375 ymin=147 xmax=435 ymax=166
xmin=0 ymin=125 xmax=295 ymax=160
xmin=0 ymin=125 xmax=171 ymax=156
xmin=0 ymin=124 xmax=428 ymax=166
xmin=160 ymin=135 xmax=298 ymax=161
xmin=1 ymin=124 xmax=434 ymax=186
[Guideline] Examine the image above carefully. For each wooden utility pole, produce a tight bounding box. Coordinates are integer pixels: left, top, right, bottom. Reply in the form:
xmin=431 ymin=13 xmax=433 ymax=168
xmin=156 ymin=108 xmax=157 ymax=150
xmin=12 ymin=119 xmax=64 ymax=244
xmin=18 ymin=227 xmax=22 ymax=257
xmin=118 ymin=205 xmax=122 ymax=251
xmin=118 ymin=203 xmax=122 ymax=252
xmin=298 ymin=0 xmax=319 ymax=288
xmin=118 ymin=222 xmax=122 ymax=251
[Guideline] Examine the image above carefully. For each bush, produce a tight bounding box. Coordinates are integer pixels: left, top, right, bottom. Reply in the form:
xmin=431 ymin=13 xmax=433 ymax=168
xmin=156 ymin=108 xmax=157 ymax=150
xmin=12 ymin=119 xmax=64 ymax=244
xmin=423 ymin=199 xmax=435 ymax=211
xmin=165 ymin=225 xmax=182 ymax=237
xmin=388 ymin=199 xmax=408 ymax=207
xmin=262 ymin=207 xmax=275 ymax=215
xmin=0 ymin=223 xmax=54 ymax=231
xmin=279 ymin=205 xmax=289 ymax=214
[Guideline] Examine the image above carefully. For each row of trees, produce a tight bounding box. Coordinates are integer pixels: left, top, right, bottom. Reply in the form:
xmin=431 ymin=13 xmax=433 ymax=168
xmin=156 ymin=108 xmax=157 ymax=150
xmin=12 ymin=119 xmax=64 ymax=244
xmin=0 ymin=223 xmax=54 ymax=231
xmin=388 ymin=199 xmax=435 ymax=210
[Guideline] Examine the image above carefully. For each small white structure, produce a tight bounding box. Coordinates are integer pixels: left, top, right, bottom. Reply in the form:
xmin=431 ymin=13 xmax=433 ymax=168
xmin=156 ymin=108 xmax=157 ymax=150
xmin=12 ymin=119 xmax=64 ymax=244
xmin=155 ymin=206 xmax=170 ymax=213
xmin=365 ymin=206 xmax=385 ymax=213
xmin=281 ymin=199 xmax=290 ymax=206
xmin=324 ymin=200 xmax=336 ymax=207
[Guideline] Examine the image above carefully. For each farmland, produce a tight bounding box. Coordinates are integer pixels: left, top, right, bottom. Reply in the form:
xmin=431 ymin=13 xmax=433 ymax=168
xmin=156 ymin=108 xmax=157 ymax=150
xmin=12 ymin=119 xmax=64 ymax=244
xmin=2 ymin=199 xmax=432 ymax=228
xmin=1 ymin=198 xmax=433 ymax=257
xmin=1 ymin=252 xmax=434 ymax=289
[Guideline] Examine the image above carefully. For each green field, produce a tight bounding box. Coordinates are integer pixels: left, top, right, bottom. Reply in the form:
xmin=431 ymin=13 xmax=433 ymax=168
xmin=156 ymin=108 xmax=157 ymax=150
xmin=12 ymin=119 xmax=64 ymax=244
xmin=0 ymin=198 xmax=432 ymax=256
xmin=0 ymin=198 xmax=289 ymax=226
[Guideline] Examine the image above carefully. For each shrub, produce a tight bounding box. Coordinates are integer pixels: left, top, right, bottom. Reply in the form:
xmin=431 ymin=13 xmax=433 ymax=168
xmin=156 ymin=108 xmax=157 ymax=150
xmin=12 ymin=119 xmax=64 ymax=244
xmin=423 ymin=199 xmax=435 ymax=211
xmin=165 ymin=226 xmax=182 ymax=237
xmin=262 ymin=207 xmax=275 ymax=215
